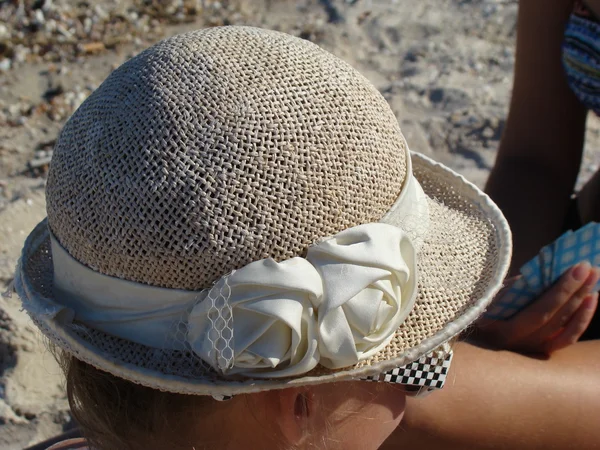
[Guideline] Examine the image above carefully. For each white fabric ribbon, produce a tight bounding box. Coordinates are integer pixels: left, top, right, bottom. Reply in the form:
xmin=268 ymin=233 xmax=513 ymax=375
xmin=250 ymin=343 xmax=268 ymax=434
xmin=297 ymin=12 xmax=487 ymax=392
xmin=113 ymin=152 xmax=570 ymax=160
xmin=185 ymin=223 xmax=417 ymax=377
xmin=50 ymin=162 xmax=428 ymax=378
xmin=307 ymin=223 xmax=417 ymax=369
xmin=187 ymin=257 xmax=322 ymax=377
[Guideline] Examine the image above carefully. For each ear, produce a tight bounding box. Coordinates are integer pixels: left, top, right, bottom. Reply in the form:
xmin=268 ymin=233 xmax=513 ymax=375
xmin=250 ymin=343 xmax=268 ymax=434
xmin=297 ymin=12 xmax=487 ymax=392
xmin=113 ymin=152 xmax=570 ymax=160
xmin=271 ymin=387 xmax=315 ymax=446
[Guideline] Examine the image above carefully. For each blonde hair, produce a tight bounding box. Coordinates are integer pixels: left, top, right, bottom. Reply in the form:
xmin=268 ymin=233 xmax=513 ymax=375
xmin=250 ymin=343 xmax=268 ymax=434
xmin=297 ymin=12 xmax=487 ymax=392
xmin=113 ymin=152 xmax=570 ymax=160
xmin=56 ymin=349 xmax=316 ymax=450
xmin=55 ymin=347 xmax=402 ymax=449
xmin=58 ymin=351 xmax=232 ymax=450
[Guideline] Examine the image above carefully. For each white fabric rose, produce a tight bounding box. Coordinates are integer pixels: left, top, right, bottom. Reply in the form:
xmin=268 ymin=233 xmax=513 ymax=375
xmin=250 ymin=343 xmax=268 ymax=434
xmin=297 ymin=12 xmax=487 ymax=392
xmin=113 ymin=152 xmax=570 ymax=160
xmin=187 ymin=223 xmax=417 ymax=375
xmin=306 ymin=223 xmax=417 ymax=369
xmin=187 ymin=257 xmax=322 ymax=378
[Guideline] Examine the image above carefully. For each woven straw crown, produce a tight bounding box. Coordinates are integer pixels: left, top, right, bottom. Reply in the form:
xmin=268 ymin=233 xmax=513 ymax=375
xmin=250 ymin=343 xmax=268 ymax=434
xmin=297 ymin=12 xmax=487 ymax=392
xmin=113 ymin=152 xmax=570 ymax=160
xmin=47 ymin=26 xmax=407 ymax=290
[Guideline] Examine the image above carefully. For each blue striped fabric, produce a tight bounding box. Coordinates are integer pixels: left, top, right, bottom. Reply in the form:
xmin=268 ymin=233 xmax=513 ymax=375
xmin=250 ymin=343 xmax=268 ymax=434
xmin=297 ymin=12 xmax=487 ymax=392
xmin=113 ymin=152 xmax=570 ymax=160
xmin=563 ymin=13 xmax=600 ymax=115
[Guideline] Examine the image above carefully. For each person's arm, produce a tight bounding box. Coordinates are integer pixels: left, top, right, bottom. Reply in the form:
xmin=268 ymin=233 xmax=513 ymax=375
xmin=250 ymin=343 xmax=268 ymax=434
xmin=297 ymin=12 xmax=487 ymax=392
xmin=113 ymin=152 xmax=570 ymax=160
xmin=485 ymin=0 xmax=588 ymax=273
xmin=383 ymin=341 xmax=600 ymax=450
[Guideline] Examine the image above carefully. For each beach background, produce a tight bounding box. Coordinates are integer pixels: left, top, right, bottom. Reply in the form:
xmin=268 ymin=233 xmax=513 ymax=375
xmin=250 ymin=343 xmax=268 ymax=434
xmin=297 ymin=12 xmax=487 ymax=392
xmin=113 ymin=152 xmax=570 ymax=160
xmin=0 ymin=1 xmax=599 ymax=448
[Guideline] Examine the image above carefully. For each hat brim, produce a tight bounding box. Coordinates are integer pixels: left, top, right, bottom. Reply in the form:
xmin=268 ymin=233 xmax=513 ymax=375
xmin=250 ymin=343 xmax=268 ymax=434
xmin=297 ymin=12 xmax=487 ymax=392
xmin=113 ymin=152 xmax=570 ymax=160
xmin=14 ymin=152 xmax=511 ymax=395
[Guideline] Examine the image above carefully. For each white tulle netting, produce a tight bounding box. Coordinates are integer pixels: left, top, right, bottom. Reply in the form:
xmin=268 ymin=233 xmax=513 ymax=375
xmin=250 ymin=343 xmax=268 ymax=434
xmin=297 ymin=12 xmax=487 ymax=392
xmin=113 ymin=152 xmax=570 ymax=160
xmin=194 ymin=275 xmax=235 ymax=373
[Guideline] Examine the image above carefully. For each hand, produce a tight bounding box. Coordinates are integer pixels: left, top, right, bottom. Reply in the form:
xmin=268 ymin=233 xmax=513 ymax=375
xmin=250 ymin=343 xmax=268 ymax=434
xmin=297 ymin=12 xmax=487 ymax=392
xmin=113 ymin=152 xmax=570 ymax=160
xmin=473 ymin=262 xmax=600 ymax=355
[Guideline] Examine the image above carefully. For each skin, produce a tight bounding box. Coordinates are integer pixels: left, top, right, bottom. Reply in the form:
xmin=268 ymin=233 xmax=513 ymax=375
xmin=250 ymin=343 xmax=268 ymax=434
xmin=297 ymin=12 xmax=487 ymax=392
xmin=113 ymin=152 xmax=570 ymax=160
xmin=584 ymin=0 xmax=600 ymax=18
xmin=405 ymin=6 xmax=600 ymax=439
xmin=383 ymin=341 xmax=600 ymax=450
xmin=485 ymin=0 xmax=595 ymax=274
xmin=43 ymin=341 xmax=600 ymax=450
xmin=227 ymin=381 xmax=407 ymax=450
xmin=43 ymin=381 xmax=406 ymax=450
xmin=475 ymin=262 xmax=600 ymax=354
xmin=483 ymin=0 xmax=600 ymax=346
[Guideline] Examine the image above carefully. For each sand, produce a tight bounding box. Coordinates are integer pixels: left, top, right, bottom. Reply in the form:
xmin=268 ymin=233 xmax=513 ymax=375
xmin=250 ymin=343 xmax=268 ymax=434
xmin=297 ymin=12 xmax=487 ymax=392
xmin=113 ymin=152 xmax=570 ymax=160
xmin=1 ymin=1 xmax=599 ymax=448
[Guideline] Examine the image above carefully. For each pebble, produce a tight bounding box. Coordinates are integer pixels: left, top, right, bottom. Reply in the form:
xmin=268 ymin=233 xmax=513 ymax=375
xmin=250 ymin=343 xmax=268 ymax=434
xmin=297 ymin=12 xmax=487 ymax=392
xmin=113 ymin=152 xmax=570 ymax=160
xmin=482 ymin=126 xmax=495 ymax=139
xmin=95 ymin=5 xmax=109 ymax=20
xmin=13 ymin=45 xmax=30 ymax=64
xmin=83 ymin=17 xmax=92 ymax=34
xmin=482 ymin=4 xmax=498 ymax=18
xmin=44 ymin=18 xmax=57 ymax=33
xmin=55 ymin=23 xmax=73 ymax=39
xmin=0 ymin=0 xmax=231 ymax=66
xmin=41 ymin=0 xmax=53 ymax=12
xmin=33 ymin=9 xmax=44 ymax=27
xmin=35 ymin=149 xmax=52 ymax=159
xmin=0 ymin=59 xmax=11 ymax=72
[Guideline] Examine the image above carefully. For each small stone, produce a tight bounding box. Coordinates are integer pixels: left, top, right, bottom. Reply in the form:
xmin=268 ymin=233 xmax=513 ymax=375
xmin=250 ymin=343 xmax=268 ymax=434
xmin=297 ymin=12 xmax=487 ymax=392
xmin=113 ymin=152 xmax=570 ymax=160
xmin=0 ymin=59 xmax=11 ymax=72
xmin=13 ymin=45 xmax=30 ymax=63
xmin=55 ymin=23 xmax=73 ymax=38
xmin=83 ymin=17 xmax=92 ymax=34
xmin=94 ymin=4 xmax=109 ymax=20
xmin=482 ymin=127 xmax=495 ymax=139
xmin=7 ymin=103 xmax=22 ymax=117
xmin=44 ymin=18 xmax=57 ymax=33
xmin=482 ymin=4 xmax=497 ymax=18
xmin=80 ymin=41 xmax=105 ymax=54
xmin=42 ymin=0 xmax=53 ymax=12
xmin=33 ymin=9 xmax=45 ymax=26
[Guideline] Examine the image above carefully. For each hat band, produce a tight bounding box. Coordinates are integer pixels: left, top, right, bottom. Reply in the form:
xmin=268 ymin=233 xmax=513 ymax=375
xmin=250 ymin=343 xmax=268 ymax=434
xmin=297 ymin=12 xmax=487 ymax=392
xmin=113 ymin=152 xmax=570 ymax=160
xmin=50 ymin=167 xmax=430 ymax=377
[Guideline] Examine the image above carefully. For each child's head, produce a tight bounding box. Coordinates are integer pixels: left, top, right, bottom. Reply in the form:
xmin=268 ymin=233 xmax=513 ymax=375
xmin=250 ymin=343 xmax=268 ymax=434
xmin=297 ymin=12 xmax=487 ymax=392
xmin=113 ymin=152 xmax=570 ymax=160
xmin=64 ymin=355 xmax=406 ymax=450
xmin=14 ymin=26 xmax=511 ymax=450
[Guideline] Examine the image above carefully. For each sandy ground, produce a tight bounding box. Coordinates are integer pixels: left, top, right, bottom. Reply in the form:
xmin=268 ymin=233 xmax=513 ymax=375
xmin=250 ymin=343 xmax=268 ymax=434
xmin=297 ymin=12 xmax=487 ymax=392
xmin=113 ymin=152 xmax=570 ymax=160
xmin=1 ymin=0 xmax=599 ymax=448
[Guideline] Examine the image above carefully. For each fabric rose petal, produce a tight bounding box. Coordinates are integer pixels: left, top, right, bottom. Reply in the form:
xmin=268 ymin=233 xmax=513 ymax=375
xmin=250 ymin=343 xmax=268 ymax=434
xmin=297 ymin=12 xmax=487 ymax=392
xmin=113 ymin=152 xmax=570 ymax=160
xmin=187 ymin=258 xmax=322 ymax=378
xmin=187 ymin=223 xmax=417 ymax=376
xmin=306 ymin=223 xmax=418 ymax=369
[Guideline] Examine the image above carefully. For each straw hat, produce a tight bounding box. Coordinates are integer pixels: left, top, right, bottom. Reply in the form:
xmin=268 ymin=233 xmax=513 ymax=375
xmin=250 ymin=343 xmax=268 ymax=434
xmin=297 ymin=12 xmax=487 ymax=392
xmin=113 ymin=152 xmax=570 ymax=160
xmin=14 ymin=26 xmax=511 ymax=396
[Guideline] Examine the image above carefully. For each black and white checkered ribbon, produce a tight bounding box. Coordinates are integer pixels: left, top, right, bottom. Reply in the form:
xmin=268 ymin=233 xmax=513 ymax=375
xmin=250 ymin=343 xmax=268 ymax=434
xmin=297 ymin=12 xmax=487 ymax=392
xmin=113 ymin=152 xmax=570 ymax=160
xmin=211 ymin=347 xmax=453 ymax=401
xmin=361 ymin=349 xmax=453 ymax=391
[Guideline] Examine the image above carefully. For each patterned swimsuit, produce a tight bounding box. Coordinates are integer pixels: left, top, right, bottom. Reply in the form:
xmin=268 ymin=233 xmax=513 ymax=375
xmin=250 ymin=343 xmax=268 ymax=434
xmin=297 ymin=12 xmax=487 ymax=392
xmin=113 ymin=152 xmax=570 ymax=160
xmin=563 ymin=1 xmax=600 ymax=114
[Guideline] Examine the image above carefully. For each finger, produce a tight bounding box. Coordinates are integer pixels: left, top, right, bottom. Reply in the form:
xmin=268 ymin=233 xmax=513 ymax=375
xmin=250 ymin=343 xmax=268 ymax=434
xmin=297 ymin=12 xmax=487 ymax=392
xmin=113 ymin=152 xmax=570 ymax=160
xmin=520 ymin=268 xmax=599 ymax=352
xmin=475 ymin=275 xmax=521 ymax=330
xmin=592 ymin=266 xmax=600 ymax=289
xmin=543 ymin=292 xmax=598 ymax=354
xmin=509 ymin=262 xmax=593 ymax=332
